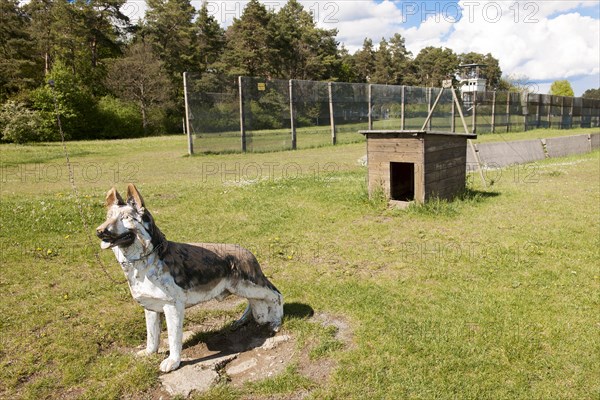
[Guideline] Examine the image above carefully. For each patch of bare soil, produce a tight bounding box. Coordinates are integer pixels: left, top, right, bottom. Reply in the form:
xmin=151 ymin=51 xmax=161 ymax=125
xmin=137 ymin=302 xmax=352 ymax=399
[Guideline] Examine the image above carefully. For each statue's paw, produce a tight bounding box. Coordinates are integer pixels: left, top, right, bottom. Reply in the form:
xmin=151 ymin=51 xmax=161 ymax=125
xmin=160 ymin=356 xmax=181 ymax=373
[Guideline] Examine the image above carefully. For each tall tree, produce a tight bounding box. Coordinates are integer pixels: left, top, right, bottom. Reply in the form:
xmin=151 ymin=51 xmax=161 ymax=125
xmin=78 ymin=0 xmax=130 ymax=90
xmin=194 ymin=1 xmax=225 ymax=72
xmin=143 ymin=0 xmax=196 ymax=83
xmin=0 ymin=0 xmax=38 ymax=100
xmin=24 ymin=0 xmax=128 ymax=89
xmin=458 ymin=52 xmax=502 ymax=90
xmin=371 ymin=38 xmax=394 ymax=84
xmin=353 ymin=38 xmax=376 ymax=82
xmin=388 ymin=33 xmax=413 ymax=85
xmin=582 ymin=88 xmax=600 ymax=99
xmin=549 ymin=80 xmax=574 ymax=97
xmin=24 ymin=0 xmax=56 ymax=75
xmin=413 ymin=46 xmax=459 ymax=87
xmin=337 ymin=45 xmax=357 ymax=83
xmin=218 ymin=0 xmax=276 ymax=77
xmin=105 ymin=41 xmax=172 ymax=134
xmin=270 ymin=0 xmax=339 ymax=80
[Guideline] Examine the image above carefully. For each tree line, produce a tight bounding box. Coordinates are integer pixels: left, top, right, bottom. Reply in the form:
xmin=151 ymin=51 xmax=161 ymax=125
xmin=1 ymin=0 xmax=598 ymax=143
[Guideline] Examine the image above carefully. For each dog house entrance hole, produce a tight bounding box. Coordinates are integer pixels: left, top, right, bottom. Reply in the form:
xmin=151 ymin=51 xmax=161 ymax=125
xmin=390 ymin=162 xmax=415 ymax=201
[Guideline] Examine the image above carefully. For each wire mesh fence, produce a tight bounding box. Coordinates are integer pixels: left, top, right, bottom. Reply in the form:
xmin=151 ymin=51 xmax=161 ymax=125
xmin=183 ymin=73 xmax=240 ymax=153
xmin=330 ymin=81 xmax=370 ymax=144
xmin=183 ymin=73 xmax=600 ymax=154
xmin=240 ymin=77 xmax=291 ymax=152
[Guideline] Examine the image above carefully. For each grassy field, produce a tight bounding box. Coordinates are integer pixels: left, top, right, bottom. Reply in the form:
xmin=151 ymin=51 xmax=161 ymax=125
xmin=1 ymin=128 xmax=599 ymax=399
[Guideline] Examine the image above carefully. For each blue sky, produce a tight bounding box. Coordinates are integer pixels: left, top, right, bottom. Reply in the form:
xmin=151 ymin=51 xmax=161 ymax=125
xmin=123 ymin=0 xmax=600 ymax=95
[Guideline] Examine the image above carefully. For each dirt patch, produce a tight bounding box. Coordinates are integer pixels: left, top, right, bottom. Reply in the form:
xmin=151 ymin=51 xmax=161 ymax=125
xmin=143 ymin=305 xmax=352 ymax=399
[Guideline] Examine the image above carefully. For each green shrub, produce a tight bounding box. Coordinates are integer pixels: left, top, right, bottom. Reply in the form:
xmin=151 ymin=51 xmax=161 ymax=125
xmin=0 ymin=100 xmax=53 ymax=143
xmin=96 ymin=96 xmax=143 ymax=138
xmin=29 ymin=60 xmax=100 ymax=140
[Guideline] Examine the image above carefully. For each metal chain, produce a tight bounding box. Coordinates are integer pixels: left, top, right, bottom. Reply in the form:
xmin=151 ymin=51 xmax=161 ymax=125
xmin=49 ymin=80 xmax=126 ymax=285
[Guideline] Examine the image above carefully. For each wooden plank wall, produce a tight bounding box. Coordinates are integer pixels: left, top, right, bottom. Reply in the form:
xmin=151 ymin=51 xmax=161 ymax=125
xmin=367 ymin=133 xmax=424 ymax=201
xmin=424 ymin=135 xmax=467 ymax=201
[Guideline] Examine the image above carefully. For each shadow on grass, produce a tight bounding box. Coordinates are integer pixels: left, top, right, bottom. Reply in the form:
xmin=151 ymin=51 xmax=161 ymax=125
xmin=405 ymin=188 xmax=501 ymax=217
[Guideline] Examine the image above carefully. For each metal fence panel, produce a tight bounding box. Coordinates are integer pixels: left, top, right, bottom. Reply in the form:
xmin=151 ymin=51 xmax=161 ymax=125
xmin=240 ymin=76 xmax=291 ymax=152
xmin=292 ymin=80 xmax=332 ymax=148
xmin=183 ymin=73 xmax=600 ymax=154
xmin=371 ymin=84 xmax=403 ymax=130
xmin=185 ymin=73 xmax=240 ymax=153
xmin=403 ymin=86 xmax=429 ymax=130
xmin=330 ymin=82 xmax=369 ymax=144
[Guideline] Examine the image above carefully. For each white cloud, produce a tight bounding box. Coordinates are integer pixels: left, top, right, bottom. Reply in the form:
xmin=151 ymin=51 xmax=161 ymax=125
xmin=439 ymin=3 xmax=600 ymax=82
xmin=330 ymin=0 xmax=599 ymax=84
xmin=316 ymin=0 xmax=405 ymax=50
xmin=402 ymin=15 xmax=455 ymax=53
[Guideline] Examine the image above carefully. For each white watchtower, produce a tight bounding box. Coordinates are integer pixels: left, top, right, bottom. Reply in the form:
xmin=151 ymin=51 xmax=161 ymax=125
xmin=458 ymin=63 xmax=487 ymax=109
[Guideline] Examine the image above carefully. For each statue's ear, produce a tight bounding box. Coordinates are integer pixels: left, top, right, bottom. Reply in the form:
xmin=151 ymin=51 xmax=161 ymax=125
xmin=126 ymin=183 xmax=145 ymax=213
xmin=105 ymin=187 xmax=125 ymax=208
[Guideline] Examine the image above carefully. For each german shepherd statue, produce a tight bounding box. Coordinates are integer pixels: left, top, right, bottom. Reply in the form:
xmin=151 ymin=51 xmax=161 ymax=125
xmin=96 ymin=184 xmax=283 ymax=372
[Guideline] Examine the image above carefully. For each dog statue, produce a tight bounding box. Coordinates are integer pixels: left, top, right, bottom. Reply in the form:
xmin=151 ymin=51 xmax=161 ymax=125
xmin=96 ymin=184 xmax=283 ymax=372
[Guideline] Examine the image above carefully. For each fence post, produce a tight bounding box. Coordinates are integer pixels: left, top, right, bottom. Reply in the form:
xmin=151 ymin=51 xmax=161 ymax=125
xmin=560 ymin=96 xmax=565 ymax=129
xmin=524 ymin=92 xmax=529 ymax=132
xmin=368 ymin=84 xmax=373 ymax=130
xmin=506 ymin=91 xmax=511 ymax=132
xmin=238 ymin=76 xmax=246 ymax=152
xmin=289 ymin=79 xmax=297 ymax=150
xmin=472 ymin=91 xmax=477 ymax=134
xmin=401 ymin=85 xmax=406 ymax=130
xmin=451 ymin=93 xmax=455 ymax=132
xmin=328 ymin=82 xmax=336 ymax=145
xmin=427 ymin=87 xmax=432 ymax=131
xmin=182 ymin=72 xmax=194 ymax=155
xmin=491 ymin=91 xmax=496 ymax=133
xmin=570 ymin=97 xmax=574 ymax=129
xmin=548 ymin=95 xmax=552 ymax=129
xmin=536 ymin=94 xmax=541 ymax=128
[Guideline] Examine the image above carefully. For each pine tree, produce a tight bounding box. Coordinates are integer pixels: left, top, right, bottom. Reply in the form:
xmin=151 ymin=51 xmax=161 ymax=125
xmin=0 ymin=0 xmax=38 ymax=100
xmin=24 ymin=0 xmax=128 ymax=89
xmin=337 ymin=45 xmax=357 ymax=83
xmin=270 ymin=0 xmax=339 ymax=80
xmin=413 ymin=47 xmax=459 ymax=87
xmin=371 ymin=38 xmax=394 ymax=84
xmin=388 ymin=33 xmax=412 ymax=85
xmin=194 ymin=1 xmax=225 ymax=72
xmin=353 ymin=38 xmax=376 ymax=83
xmin=143 ymin=0 xmax=196 ymax=82
xmin=218 ymin=0 xmax=276 ymax=77
xmin=80 ymin=1 xmax=129 ymax=68
xmin=24 ymin=0 xmax=56 ymax=76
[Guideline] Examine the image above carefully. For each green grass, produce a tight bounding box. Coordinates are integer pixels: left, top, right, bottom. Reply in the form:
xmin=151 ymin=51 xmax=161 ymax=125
xmin=0 ymin=130 xmax=599 ymax=399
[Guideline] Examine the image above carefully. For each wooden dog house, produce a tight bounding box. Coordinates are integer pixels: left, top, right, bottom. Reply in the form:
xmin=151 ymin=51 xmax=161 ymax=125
xmin=359 ymin=130 xmax=477 ymax=206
